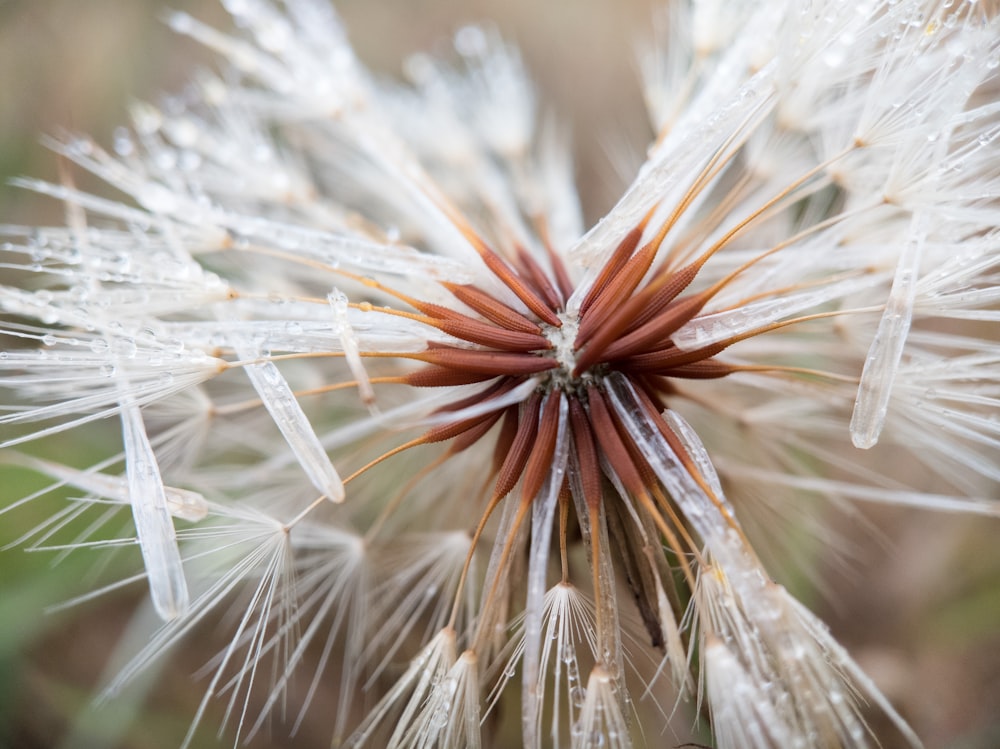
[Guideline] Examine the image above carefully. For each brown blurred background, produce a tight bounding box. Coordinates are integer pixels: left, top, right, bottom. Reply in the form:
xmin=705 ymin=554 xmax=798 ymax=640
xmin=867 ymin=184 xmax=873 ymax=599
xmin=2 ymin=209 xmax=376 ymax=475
xmin=1 ymin=1 xmax=998 ymax=747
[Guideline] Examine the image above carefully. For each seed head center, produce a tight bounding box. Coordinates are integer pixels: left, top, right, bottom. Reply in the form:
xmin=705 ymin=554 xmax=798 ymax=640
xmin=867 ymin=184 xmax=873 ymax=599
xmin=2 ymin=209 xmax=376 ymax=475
xmin=543 ymin=310 xmax=588 ymax=390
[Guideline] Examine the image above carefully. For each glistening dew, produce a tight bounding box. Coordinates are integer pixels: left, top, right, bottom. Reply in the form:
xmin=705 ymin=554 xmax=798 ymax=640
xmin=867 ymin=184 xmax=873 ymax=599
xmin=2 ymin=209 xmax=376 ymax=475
xmin=2 ymin=1 xmax=999 ymax=748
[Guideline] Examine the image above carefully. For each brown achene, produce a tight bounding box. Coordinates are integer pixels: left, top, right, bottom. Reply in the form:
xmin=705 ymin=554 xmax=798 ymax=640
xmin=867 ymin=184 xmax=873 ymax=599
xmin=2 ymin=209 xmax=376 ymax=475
xmin=338 ymin=211 xmax=796 ymax=649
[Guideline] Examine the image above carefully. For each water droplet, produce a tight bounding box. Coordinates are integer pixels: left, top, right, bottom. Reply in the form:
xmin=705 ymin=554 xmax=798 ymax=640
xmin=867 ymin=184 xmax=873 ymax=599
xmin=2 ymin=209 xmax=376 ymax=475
xmin=560 ymin=643 xmax=575 ymax=663
xmin=116 ymin=338 xmax=138 ymax=359
xmin=113 ymin=127 xmax=135 ymax=157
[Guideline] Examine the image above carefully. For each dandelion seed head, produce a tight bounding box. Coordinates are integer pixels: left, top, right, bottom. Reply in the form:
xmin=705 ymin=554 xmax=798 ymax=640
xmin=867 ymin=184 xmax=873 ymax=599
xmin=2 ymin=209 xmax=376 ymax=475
xmin=3 ymin=0 xmax=1000 ymax=747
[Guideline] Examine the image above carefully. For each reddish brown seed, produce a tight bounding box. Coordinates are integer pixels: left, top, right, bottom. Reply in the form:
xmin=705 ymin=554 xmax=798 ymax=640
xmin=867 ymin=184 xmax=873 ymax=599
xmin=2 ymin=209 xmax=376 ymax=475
xmin=447 ymin=408 xmax=506 ymax=454
xmin=619 ymin=341 xmax=728 ymax=373
xmin=406 ymin=295 xmax=549 ymax=349
xmin=622 ymin=262 xmax=703 ymax=333
xmin=532 ymin=215 xmax=575 ymax=303
xmin=423 ymin=409 xmax=504 ymax=445
xmin=432 ymin=316 xmax=551 ymax=351
xmin=416 ymin=347 xmax=558 ymax=376
xmin=585 ymin=385 xmax=647 ymax=498
xmin=608 ymin=403 xmax=660 ymax=492
xmin=579 ymin=226 xmax=644 ymax=316
xmin=435 ymin=377 xmax=519 ymax=414
xmin=598 ymin=292 xmax=709 ymax=362
xmin=519 ymin=389 xmax=563 ymax=503
xmin=404 ymin=366 xmax=500 ymax=388
xmin=494 ymin=392 xmax=543 ymax=499
xmin=568 ymin=396 xmax=602 ymax=511
xmin=442 ymin=283 xmax=543 ymax=334
xmin=629 ymin=382 xmax=668 ymax=427
xmin=515 ymin=245 xmax=564 ymax=310
xmin=545 ymin=242 xmax=575 ymax=303
xmin=632 ymin=374 xmax=674 ymax=406
xmin=576 ymin=240 xmax=659 ymax=346
xmin=478 ymin=246 xmax=563 ymax=327
xmin=575 ymin=268 xmax=708 ymax=374
xmin=406 ymin=297 xmax=472 ymax=323
xmin=658 ymin=360 xmax=735 ymax=379
xmin=491 ymin=405 xmax=521 ymax=478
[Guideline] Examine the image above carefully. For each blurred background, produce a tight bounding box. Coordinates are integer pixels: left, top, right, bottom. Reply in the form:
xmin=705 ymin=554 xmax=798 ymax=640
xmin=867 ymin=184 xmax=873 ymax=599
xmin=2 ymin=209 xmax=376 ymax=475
xmin=1 ymin=1 xmax=998 ymax=747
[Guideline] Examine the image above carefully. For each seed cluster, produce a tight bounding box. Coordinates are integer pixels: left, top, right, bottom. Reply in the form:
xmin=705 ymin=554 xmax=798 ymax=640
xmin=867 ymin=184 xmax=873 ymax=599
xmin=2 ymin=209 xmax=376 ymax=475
xmin=345 ymin=215 xmax=754 ymax=649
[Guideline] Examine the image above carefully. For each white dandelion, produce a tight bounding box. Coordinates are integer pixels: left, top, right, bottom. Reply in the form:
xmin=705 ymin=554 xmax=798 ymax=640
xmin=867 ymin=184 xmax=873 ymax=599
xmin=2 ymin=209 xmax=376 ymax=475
xmin=2 ymin=1 xmax=999 ymax=748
